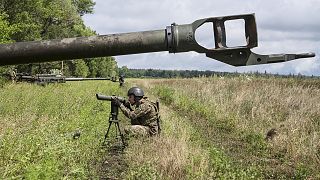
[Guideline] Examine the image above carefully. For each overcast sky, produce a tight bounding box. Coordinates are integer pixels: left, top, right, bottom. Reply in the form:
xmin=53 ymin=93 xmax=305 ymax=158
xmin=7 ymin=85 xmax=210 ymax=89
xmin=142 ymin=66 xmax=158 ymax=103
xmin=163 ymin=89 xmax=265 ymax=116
xmin=83 ymin=0 xmax=320 ymax=75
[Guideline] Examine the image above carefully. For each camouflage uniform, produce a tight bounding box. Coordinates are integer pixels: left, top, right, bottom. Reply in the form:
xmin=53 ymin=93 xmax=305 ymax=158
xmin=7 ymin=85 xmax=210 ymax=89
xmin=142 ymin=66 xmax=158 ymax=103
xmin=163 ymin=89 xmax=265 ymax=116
xmin=10 ymin=69 xmax=16 ymax=83
xmin=119 ymin=97 xmax=158 ymax=137
xmin=119 ymin=76 xmax=124 ymax=86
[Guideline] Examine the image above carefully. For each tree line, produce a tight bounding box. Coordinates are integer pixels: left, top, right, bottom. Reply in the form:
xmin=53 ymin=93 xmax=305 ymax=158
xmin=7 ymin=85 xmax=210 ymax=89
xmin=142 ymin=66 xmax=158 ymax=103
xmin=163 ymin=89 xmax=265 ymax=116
xmin=118 ymin=66 xmax=319 ymax=79
xmin=0 ymin=0 xmax=118 ymax=78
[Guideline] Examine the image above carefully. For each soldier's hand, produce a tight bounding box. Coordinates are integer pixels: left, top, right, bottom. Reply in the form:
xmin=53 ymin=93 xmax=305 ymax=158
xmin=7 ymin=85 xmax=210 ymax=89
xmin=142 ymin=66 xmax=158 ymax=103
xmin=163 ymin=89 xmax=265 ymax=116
xmin=113 ymin=97 xmax=122 ymax=106
xmin=123 ymin=100 xmax=131 ymax=107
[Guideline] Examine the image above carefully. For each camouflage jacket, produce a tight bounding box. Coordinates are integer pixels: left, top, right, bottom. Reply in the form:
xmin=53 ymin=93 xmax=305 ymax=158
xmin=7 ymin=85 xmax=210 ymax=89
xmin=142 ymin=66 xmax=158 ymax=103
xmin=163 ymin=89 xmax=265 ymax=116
xmin=119 ymin=97 xmax=158 ymax=135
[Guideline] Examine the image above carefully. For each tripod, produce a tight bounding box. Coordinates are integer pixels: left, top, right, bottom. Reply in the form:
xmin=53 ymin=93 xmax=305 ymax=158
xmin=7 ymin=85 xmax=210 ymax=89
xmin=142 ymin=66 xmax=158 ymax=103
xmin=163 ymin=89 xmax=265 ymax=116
xmin=103 ymin=101 xmax=126 ymax=147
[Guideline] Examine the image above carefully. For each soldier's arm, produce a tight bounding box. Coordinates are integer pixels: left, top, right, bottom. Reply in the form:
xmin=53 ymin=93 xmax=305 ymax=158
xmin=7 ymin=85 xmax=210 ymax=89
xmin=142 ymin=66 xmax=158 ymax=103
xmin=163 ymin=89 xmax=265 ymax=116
xmin=119 ymin=103 xmax=151 ymax=120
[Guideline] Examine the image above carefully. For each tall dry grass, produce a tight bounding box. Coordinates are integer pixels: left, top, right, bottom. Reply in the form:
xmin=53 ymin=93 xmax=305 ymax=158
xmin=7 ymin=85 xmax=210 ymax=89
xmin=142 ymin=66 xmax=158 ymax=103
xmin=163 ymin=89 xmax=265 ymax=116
xmin=127 ymin=76 xmax=320 ymax=178
xmin=123 ymin=78 xmax=261 ymax=179
xmin=124 ymin=104 xmax=212 ymax=179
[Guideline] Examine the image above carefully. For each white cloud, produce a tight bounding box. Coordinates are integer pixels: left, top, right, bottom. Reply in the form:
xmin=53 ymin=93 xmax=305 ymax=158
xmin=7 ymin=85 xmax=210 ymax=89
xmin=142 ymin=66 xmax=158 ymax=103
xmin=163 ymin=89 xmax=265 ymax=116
xmin=83 ymin=0 xmax=320 ymax=75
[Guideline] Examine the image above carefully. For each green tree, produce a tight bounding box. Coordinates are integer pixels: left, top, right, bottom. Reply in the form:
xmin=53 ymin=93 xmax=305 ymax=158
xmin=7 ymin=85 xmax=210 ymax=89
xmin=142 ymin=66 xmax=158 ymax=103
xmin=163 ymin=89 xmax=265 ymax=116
xmin=74 ymin=59 xmax=89 ymax=77
xmin=119 ymin=66 xmax=129 ymax=76
xmin=92 ymin=57 xmax=117 ymax=78
xmin=0 ymin=13 xmax=18 ymax=85
xmin=0 ymin=0 xmax=95 ymax=41
xmin=0 ymin=0 xmax=118 ymax=77
xmin=86 ymin=58 xmax=98 ymax=77
xmin=72 ymin=0 xmax=95 ymax=16
xmin=0 ymin=13 xmax=17 ymax=43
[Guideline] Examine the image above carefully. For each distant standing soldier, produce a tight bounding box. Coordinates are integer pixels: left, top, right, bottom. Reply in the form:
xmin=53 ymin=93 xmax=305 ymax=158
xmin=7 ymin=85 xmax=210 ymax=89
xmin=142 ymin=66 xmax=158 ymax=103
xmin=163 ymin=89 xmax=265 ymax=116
xmin=119 ymin=74 xmax=125 ymax=86
xmin=10 ymin=69 xmax=16 ymax=83
xmin=113 ymin=87 xmax=160 ymax=137
xmin=111 ymin=76 xmax=117 ymax=82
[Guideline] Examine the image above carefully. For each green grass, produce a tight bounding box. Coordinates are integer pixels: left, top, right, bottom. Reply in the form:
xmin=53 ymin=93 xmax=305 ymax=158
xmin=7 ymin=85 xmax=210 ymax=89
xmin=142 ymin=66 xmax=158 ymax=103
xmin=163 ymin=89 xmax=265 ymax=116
xmin=1 ymin=77 xmax=320 ymax=179
xmin=0 ymin=81 xmax=124 ymax=179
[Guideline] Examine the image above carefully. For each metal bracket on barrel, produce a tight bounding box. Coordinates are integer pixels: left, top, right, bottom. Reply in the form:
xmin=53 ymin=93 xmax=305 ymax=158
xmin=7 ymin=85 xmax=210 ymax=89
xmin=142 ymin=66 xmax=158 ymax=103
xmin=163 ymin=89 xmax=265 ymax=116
xmin=167 ymin=13 xmax=315 ymax=66
xmin=166 ymin=23 xmax=176 ymax=53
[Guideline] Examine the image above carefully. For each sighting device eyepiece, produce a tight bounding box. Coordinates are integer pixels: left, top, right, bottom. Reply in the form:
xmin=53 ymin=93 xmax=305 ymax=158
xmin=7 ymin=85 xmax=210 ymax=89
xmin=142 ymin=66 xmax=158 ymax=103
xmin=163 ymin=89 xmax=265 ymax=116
xmin=96 ymin=94 xmax=126 ymax=102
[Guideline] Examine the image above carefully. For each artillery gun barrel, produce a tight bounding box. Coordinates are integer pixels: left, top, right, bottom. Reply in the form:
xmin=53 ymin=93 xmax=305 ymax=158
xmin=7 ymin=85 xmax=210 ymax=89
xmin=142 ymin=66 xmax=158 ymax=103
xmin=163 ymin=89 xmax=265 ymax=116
xmin=16 ymin=75 xmax=66 ymax=84
xmin=0 ymin=30 xmax=166 ymax=66
xmin=0 ymin=14 xmax=315 ymax=66
xmin=65 ymin=77 xmax=111 ymax=81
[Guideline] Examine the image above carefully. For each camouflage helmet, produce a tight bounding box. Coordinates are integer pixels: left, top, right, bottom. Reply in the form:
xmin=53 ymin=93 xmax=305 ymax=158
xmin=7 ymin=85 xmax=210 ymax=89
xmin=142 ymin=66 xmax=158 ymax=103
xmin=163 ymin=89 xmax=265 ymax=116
xmin=127 ymin=87 xmax=144 ymax=97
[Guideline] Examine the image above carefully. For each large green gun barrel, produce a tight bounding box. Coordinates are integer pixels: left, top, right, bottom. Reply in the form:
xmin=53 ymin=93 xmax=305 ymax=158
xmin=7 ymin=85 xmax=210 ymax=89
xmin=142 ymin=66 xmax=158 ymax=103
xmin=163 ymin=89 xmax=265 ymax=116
xmin=0 ymin=14 xmax=315 ymax=66
xmin=65 ymin=77 xmax=111 ymax=81
xmin=15 ymin=74 xmax=114 ymax=85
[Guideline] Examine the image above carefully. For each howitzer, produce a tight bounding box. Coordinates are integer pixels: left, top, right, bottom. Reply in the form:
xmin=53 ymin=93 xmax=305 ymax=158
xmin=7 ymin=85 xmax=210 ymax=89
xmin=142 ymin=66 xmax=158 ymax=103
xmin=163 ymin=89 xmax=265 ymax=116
xmin=96 ymin=94 xmax=127 ymax=147
xmin=17 ymin=74 xmax=66 ymax=84
xmin=65 ymin=77 xmax=111 ymax=81
xmin=16 ymin=74 xmax=115 ymax=85
xmin=0 ymin=14 xmax=315 ymax=66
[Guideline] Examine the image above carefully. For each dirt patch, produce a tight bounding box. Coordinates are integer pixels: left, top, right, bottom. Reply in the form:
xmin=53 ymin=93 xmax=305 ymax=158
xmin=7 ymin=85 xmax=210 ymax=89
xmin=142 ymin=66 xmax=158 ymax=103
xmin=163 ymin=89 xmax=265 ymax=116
xmin=97 ymin=143 xmax=128 ymax=180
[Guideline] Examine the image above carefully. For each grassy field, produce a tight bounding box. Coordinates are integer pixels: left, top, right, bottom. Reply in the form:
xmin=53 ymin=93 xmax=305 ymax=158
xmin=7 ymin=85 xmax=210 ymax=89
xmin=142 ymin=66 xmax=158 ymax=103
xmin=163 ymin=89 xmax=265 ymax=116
xmin=1 ymin=76 xmax=320 ymax=179
xmin=127 ymin=77 xmax=320 ymax=179
xmin=0 ymin=81 xmax=128 ymax=179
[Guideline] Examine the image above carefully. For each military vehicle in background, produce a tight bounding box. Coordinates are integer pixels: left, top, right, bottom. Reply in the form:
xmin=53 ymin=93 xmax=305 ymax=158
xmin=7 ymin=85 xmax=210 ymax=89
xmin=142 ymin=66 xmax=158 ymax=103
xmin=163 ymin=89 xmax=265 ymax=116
xmin=10 ymin=73 xmax=118 ymax=86
xmin=0 ymin=14 xmax=315 ymax=67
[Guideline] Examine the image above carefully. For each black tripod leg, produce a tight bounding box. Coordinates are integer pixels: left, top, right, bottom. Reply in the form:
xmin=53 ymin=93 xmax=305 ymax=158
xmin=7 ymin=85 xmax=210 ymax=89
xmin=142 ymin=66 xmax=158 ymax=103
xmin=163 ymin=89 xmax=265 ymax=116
xmin=104 ymin=120 xmax=113 ymax=143
xmin=115 ymin=122 xmax=126 ymax=147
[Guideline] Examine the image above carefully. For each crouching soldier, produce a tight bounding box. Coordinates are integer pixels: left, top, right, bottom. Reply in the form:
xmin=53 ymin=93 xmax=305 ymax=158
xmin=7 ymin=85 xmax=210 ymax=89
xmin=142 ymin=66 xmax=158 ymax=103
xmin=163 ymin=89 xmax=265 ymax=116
xmin=113 ymin=87 xmax=160 ymax=137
